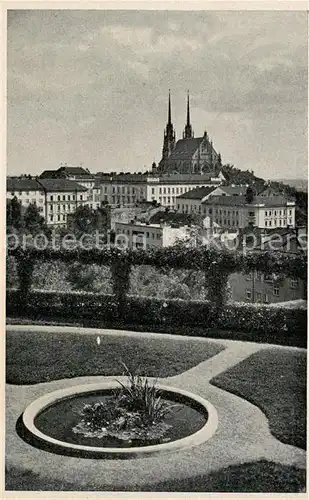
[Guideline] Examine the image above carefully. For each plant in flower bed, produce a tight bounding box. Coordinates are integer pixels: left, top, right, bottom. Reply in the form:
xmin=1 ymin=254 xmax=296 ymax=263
xmin=73 ymin=364 xmax=178 ymax=443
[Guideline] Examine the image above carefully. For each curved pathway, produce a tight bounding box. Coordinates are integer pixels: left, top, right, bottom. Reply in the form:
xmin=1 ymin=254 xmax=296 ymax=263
xmin=5 ymin=326 xmax=306 ymax=491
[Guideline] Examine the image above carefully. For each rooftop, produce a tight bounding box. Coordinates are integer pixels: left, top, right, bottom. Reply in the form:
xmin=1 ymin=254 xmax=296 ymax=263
xmin=168 ymin=137 xmax=204 ymax=160
xmin=202 ymin=195 xmax=295 ymax=207
xmin=37 ymin=178 xmax=88 ymax=192
xmin=7 ymin=178 xmax=42 ymax=192
xmin=58 ymin=166 xmax=95 ymax=179
xmin=177 ymin=186 xmax=216 ymax=199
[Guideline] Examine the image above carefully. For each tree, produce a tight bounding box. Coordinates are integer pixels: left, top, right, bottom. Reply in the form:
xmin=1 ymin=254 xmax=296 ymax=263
xmin=7 ymin=196 xmax=22 ymax=230
xmin=24 ymin=202 xmax=48 ymax=234
xmin=245 ymin=185 xmax=254 ymax=204
xmin=68 ymin=205 xmax=109 ymax=238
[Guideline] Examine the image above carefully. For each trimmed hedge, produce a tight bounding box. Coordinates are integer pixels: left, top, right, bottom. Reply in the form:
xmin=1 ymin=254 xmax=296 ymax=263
xmin=6 ymin=289 xmax=307 ymax=347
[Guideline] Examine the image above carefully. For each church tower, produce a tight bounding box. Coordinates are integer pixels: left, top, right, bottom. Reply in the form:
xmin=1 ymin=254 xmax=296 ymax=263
xmin=161 ymin=90 xmax=176 ymax=160
xmin=183 ymin=91 xmax=194 ymax=139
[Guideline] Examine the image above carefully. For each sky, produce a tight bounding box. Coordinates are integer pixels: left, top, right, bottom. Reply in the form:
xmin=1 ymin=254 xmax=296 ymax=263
xmin=7 ymin=9 xmax=308 ymax=180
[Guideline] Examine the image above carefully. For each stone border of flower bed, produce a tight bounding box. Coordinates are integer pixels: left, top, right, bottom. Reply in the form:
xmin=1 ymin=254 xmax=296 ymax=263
xmin=22 ymin=381 xmax=219 ymax=458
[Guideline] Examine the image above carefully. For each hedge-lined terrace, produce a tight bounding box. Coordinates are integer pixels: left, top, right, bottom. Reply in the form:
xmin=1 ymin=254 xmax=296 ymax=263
xmin=7 ymin=246 xmax=307 ymax=346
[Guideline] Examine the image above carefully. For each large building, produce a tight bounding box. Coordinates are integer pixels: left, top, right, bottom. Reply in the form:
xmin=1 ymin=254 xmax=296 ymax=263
xmin=156 ymin=91 xmax=222 ymax=175
xmin=7 ymin=178 xmax=46 ymax=217
xmin=7 ymin=177 xmax=88 ymax=226
xmin=114 ymin=221 xmax=189 ymax=249
xmin=201 ymin=195 xmax=296 ymax=230
xmin=98 ymin=172 xmax=225 ymax=208
xmin=40 ymin=165 xmax=101 ymax=210
xmin=176 ymin=185 xmax=248 ymax=215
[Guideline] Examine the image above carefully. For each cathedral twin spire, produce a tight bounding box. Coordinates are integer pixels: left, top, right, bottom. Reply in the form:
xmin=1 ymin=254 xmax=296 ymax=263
xmin=164 ymin=90 xmax=194 ymax=141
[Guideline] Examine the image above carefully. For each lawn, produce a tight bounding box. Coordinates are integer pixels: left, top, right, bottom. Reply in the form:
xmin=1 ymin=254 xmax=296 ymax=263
xmin=6 ymin=461 xmax=306 ymax=492
xmin=6 ymin=330 xmax=224 ymax=384
xmin=211 ymin=348 xmax=306 ymax=449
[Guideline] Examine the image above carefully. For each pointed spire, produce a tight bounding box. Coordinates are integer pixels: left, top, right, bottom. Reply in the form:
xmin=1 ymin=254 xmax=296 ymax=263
xmin=186 ymin=90 xmax=190 ymax=126
xmin=183 ymin=90 xmax=193 ymax=139
xmin=168 ymin=89 xmax=171 ymax=125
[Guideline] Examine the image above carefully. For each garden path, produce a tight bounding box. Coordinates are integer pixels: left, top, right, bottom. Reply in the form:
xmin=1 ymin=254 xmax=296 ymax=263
xmin=5 ymin=326 xmax=306 ymax=491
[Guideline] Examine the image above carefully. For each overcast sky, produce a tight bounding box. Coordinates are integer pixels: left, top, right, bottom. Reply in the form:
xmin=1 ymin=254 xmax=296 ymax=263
xmin=7 ymin=9 xmax=308 ymax=179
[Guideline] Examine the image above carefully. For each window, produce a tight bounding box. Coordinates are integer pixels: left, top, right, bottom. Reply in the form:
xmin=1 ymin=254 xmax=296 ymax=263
xmin=273 ymin=286 xmax=279 ymax=296
xmin=289 ymin=210 xmax=292 ymax=216
xmin=57 ymin=214 xmax=61 ymax=221
xmin=264 ymin=273 xmax=273 ymax=283
xmin=290 ymin=279 xmax=299 ymax=289
xmin=152 ymin=233 xmax=155 ymax=239
xmin=269 ymin=220 xmax=272 ymax=226
xmin=50 ymin=205 xmax=53 ymax=211
xmin=274 ymin=210 xmax=277 ymax=216
xmin=58 ymin=195 xmax=60 ymax=201
xmin=180 ymin=188 xmax=183 ymax=194
xmin=288 ymin=218 xmax=292 ymax=225
xmin=177 ymin=204 xmax=180 ymax=210
xmin=50 ymin=214 xmax=53 ymax=222
xmin=11 ymin=192 xmax=14 ymax=196
xmin=172 ymin=187 xmax=174 ymax=194
xmin=146 ymin=232 xmax=149 ymax=238
xmin=279 ymin=219 xmax=282 ymax=226
xmin=283 ymin=219 xmax=287 ymax=225
xmin=63 ymin=195 xmax=66 ymax=201
xmin=72 ymin=195 xmax=75 ymax=201
xmin=246 ymin=289 xmax=252 ymax=300
xmin=264 ymin=210 xmax=268 ymax=216
xmin=176 ymin=188 xmax=179 ymax=194
xmin=63 ymin=204 xmax=65 ymax=211
xmin=163 ymin=187 xmax=166 ymax=194
xmin=50 ymin=195 xmax=53 ymax=201
xmin=68 ymin=195 xmax=70 ymax=201
xmin=80 ymin=195 xmax=83 ymax=200
xmin=151 ymin=188 xmax=155 ymax=194
xmin=57 ymin=205 xmax=60 ymax=211
xmin=274 ymin=219 xmax=277 ymax=226
xmin=159 ymin=188 xmax=162 ymax=194
xmin=265 ymin=221 xmax=268 ymax=227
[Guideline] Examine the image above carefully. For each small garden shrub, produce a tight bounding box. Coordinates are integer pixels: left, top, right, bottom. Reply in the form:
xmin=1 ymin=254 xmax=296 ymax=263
xmin=73 ymin=364 xmax=177 ymax=442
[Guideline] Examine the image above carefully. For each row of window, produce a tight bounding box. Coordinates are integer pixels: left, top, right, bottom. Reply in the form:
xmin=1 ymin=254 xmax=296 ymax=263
xmin=49 ymin=214 xmax=66 ymax=222
xmin=264 ymin=209 xmax=292 ymax=217
xmin=245 ymin=272 xmax=299 ymax=288
xmin=245 ymin=289 xmax=280 ymax=301
xmin=10 ymin=191 xmax=44 ymax=197
xmin=49 ymin=204 xmax=76 ymax=212
xmin=265 ymin=219 xmax=292 ymax=227
xmin=49 ymin=194 xmax=84 ymax=202
xmin=116 ymin=228 xmax=161 ymax=239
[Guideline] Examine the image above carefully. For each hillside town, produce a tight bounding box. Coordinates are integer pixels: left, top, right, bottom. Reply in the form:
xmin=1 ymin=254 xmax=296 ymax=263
xmin=5 ymin=9 xmax=308 ymax=495
xmin=7 ymin=92 xmax=307 ymax=306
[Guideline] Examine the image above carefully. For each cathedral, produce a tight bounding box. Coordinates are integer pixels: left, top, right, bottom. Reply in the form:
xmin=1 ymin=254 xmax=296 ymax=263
xmin=155 ymin=92 xmax=222 ymax=175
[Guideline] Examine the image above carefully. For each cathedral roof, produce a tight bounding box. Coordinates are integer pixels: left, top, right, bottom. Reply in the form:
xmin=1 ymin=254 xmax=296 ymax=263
xmin=168 ymin=138 xmax=204 ymax=160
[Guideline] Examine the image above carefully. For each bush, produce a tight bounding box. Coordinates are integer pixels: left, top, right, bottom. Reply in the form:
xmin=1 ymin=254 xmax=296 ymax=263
xmin=6 ymin=289 xmax=306 ymax=347
xmin=6 ymin=256 xmax=19 ymax=289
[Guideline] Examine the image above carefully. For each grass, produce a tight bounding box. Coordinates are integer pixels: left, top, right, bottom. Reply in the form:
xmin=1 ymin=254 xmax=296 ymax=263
xmin=6 ymin=329 xmax=224 ymax=384
xmin=211 ymin=348 xmax=306 ymax=449
xmin=5 ymin=461 xmax=306 ymax=492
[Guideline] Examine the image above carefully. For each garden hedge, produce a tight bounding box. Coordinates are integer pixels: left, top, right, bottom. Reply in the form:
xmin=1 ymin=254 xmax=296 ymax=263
xmin=6 ymin=289 xmax=307 ymax=347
